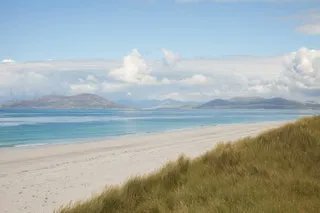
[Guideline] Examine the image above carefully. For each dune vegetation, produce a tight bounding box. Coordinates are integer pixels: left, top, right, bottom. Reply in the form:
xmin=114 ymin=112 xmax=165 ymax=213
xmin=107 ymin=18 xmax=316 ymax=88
xmin=60 ymin=116 xmax=320 ymax=213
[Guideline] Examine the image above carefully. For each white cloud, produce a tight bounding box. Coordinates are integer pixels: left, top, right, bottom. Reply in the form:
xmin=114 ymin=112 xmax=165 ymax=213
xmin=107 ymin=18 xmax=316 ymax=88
xmin=172 ymin=56 xmax=282 ymax=79
xmin=0 ymin=69 xmax=53 ymax=102
xmin=282 ymin=47 xmax=320 ymax=90
xmin=248 ymin=82 xmax=276 ymax=94
xmin=0 ymin=59 xmax=119 ymax=73
xmin=296 ymin=10 xmax=320 ymax=35
xmin=0 ymin=71 xmax=47 ymax=88
xmin=100 ymin=82 xmax=128 ymax=93
xmin=245 ymin=47 xmax=320 ymax=99
xmin=179 ymin=74 xmax=209 ymax=85
xmin=86 ymin=75 xmax=98 ymax=82
xmin=161 ymin=48 xmax=180 ymax=65
xmin=160 ymin=78 xmax=172 ymax=84
xmin=69 ymin=80 xmax=128 ymax=95
xmin=109 ymin=49 xmax=157 ymax=85
xmin=297 ymin=24 xmax=320 ymax=35
xmin=69 ymin=83 xmax=98 ymax=94
xmin=1 ymin=59 xmax=15 ymax=64
xmin=69 ymin=75 xmax=128 ymax=94
xmin=0 ymin=47 xmax=319 ymax=103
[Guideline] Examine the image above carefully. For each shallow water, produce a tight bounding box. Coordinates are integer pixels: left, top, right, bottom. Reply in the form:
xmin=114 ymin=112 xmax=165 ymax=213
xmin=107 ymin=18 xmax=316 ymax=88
xmin=0 ymin=108 xmax=318 ymax=147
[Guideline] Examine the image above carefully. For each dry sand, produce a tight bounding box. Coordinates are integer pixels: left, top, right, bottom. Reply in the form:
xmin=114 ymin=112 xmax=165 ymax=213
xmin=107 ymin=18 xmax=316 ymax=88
xmin=0 ymin=121 xmax=288 ymax=213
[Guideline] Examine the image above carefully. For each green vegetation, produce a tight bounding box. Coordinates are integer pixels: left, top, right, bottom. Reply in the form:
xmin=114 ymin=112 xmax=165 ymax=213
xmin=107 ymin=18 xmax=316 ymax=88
xmin=60 ymin=116 xmax=320 ymax=213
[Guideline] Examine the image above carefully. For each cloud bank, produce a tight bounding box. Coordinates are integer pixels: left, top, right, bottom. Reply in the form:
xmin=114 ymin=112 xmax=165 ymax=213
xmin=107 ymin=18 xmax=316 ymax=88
xmin=0 ymin=47 xmax=319 ymax=103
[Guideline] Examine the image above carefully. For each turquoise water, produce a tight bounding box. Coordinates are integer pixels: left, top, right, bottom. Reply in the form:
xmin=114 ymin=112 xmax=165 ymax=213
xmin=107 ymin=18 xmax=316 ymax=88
xmin=0 ymin=109 xmax=318 ymax=148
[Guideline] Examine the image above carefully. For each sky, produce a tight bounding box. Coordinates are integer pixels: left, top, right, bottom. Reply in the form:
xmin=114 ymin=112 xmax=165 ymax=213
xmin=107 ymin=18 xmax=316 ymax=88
xmin=0 ymin=0 xmax=320 ymax=103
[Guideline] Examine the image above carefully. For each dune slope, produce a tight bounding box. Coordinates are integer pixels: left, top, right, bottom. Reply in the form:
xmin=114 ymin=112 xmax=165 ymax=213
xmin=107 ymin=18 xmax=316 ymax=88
xmin=60 ymin=116 xmax=320 ymax=213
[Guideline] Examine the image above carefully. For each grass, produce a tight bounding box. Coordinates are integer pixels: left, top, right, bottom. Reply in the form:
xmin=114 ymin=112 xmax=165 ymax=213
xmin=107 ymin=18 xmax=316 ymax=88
xmin=59 ymin=116 xmax=320 ymax=213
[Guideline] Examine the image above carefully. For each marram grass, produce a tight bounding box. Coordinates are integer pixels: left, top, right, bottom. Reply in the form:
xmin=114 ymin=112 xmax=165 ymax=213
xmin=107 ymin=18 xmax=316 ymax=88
xmin=59 ymin=116 xmax=320 ymax=213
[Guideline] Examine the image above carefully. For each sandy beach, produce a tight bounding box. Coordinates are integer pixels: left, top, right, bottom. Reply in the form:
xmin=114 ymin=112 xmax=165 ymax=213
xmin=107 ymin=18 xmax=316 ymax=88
xmin=0 ymin=121 xmax=288 ymax=213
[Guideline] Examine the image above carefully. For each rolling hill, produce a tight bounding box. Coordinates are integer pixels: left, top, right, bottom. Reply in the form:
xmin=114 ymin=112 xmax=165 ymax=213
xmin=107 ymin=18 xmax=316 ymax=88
xmin=198 ymin=97 xmax=320 ymax=109
xmin=1 ymin=94 xmax=124 ymax=109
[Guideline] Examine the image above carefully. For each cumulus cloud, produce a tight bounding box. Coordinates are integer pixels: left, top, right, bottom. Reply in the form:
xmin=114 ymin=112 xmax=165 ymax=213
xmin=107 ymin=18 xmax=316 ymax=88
xmin=245 ymin=47 xmax=320 ymax=99
xmin=282 ymin=47 xmax=320 ymax=91
xmin=161 ymin=48 xmax=180 ymax=66
xmin=109 ymin=49 xmax=157 ymax=85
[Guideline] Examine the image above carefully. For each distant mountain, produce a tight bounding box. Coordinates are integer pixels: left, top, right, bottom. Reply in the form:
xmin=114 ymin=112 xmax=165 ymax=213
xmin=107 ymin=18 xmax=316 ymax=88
xmin=1 ymin=94 xmax=124 ymax=109
xmin=3 ymin=95 xmax=319 ymax=110
xmin=117 ymin=99 xmax=199 ymax=109
xmin=198 ymin=97 xmax=320 ymax=109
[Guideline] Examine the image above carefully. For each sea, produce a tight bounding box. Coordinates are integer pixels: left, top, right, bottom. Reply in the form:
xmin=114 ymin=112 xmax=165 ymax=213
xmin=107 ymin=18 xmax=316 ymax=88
xmin=0 ymin=108 xmax=319 ymax=148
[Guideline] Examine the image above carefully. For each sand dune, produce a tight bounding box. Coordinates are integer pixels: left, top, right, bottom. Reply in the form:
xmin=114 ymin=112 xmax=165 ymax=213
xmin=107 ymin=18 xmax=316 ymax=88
xmin=0 ymin=121 xmax=288 ymax=213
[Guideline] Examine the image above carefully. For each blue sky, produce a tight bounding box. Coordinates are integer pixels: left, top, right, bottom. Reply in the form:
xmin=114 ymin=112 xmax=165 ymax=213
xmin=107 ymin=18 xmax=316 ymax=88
xmin=0 ymin=0 xmax=320 ymax=102
xmin=1 ymin=0 xmax=319 ymax=61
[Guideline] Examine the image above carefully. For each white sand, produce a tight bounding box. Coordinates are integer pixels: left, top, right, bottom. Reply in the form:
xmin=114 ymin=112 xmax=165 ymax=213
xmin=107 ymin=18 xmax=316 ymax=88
xmin=0 ymin=121 xmax=288 ymax=213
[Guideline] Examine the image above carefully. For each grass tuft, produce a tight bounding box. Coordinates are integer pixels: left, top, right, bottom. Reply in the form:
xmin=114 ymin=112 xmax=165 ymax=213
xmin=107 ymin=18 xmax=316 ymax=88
xmin=59 ymin=116 xmax=320 ymax=213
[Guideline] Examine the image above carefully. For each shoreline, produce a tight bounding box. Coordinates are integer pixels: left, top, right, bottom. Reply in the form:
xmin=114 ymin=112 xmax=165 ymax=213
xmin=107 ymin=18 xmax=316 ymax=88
xmin=0 ymin=119 xmax=294 ymax=150
xmin=0 ymin=120 xmax=290 ymax=213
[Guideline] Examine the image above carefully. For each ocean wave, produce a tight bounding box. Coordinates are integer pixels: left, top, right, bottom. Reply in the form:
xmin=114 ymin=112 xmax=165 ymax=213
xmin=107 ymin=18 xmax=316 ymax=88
xmin=0 ymin=115 xmax=213 ymax=127
xmin=14 ymin=143 xmax=49 ymax=148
